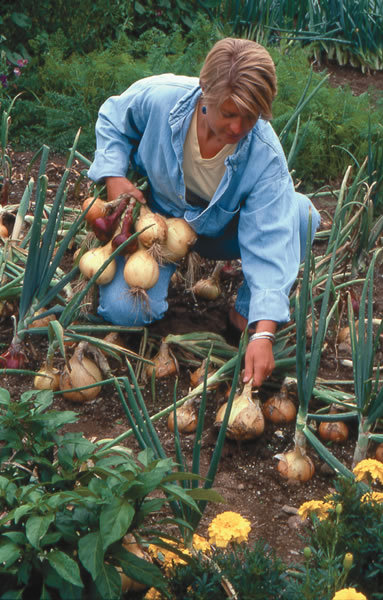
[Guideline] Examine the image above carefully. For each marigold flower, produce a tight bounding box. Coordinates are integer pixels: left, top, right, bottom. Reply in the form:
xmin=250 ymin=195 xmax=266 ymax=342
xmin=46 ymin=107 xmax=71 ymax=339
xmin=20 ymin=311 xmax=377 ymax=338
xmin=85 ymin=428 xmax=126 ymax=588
xmin=298 ymin=500 xmax=332 ymax=521
xmin=148 ymin=540 xmax=190 ymax=575
xmin=207 ymin=511 xmax=251 ymax=548
xmin=144 ymin=588 xmax=163 ymax=599
xmin=361 ymin=491 xmax=383 ymax=503
xmin=353 ymin=458 xmax=383 ymax=483
xmin=332 ymin=588 xmax=367 ymax=600
xmin=192 ymin=533 xmax=211 ymax=554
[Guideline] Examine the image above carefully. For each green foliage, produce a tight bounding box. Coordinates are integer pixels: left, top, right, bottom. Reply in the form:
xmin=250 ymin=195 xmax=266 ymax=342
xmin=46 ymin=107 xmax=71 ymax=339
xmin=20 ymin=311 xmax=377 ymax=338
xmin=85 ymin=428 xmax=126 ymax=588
xmin=302 ymin=477 xmax=383 ymax=599
xmin=167 ymin=541 xmax=289 ymax=599
xmin=0 ymin=385 xmax=213 ymax=598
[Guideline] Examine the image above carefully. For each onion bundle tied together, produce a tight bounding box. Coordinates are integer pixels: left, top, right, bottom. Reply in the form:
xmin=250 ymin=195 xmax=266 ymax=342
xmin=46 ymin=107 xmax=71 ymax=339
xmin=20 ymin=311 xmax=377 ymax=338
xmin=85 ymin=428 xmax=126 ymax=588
xmin=215 ymin=381 xmax=265 ymax=441
xmin=79 ymin=240 xmax=116 ymax=285
xmin=135 ymin=205 xmax=168 ymax=262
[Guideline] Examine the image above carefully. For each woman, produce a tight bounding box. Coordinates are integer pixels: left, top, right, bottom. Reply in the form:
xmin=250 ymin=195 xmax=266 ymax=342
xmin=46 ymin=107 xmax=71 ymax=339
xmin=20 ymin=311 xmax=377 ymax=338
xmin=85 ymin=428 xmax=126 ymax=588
xmin=88 ymin=38 xmax=320 ymax=388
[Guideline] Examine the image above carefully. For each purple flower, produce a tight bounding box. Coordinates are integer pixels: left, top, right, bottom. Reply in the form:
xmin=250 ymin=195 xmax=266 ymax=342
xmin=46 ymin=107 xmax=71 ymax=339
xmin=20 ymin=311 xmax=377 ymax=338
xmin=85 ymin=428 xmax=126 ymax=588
xmin=17 ymin=58 xmax=28 ymax=67
xmin=0 ymin=74 xmax=8 ymax=87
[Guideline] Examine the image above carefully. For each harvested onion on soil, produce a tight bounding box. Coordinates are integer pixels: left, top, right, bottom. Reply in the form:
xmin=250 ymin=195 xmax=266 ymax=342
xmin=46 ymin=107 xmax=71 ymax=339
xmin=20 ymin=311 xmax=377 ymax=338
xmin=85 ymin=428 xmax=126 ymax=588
xmin=168 ymin=398 xmax=198 ymax=433
xmin=262 ymin=383 xmax=297 ymax=424
xmin=318 ymin=405 xmax=349 ymax=444
xmin=215 ymin=381 xmax=265 ymax=441
xmin=375 ymin=443 xmax=383 ymax=462
xmin=59 ymin=345 xmax=102 ymax=403
xmin=189 ymin=358 xmax=219 ymax=390
xmin=79 ymin=240 xmax=116 ymax=285
xmin=146 ymin=340 xmax=178 ymax=379
xmin=34 ymin=364 xmax=60 ymax=391
xmin=192 ymin=261 xmax=223 ymax=301
xmin=163 ymin=217 xmax=197 ymax=262
xmin=276 ymin=447 xmax=315 ymax=482
xmin=135 ymin=205 xmax=167 ymax=261
xmin=28 ymin=309 xmax=57 ymax=329
xmin=121 ymin=533 xmax=152 ymax=592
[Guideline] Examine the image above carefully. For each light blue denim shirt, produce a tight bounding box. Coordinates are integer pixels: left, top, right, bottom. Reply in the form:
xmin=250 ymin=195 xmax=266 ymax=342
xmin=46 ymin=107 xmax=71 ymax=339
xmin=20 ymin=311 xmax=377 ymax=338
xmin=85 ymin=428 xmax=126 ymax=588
xmin=88 ymin=73 xmax=320 ymax=325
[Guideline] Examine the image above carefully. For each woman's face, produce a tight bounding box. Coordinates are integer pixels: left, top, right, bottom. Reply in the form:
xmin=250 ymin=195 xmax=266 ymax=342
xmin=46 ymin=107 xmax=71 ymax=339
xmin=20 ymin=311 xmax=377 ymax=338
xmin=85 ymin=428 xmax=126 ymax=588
xmin=204 ymin=98 xmax=258 ymax=145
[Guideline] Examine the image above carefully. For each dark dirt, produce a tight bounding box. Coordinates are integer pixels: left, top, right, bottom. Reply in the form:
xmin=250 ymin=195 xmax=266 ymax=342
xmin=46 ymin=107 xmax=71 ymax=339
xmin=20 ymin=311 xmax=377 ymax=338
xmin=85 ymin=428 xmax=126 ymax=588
xmin=1 ymin=62 xmax=383 ymax=565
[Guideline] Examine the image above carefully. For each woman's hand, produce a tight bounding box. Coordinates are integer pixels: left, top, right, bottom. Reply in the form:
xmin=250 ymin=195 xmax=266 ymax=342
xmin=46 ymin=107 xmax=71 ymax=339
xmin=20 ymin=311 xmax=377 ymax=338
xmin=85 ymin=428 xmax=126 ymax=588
xmin=243 ymin=338 xmax=275 ymax=388
xmin=105 ymin=176 xmax=146 ymax=204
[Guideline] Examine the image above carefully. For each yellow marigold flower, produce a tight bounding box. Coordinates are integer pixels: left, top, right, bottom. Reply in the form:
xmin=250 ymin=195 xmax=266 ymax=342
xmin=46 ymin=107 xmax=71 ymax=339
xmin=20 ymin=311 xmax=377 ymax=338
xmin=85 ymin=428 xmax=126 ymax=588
xmin=361 ymin=491 xmax=383 ymax=503
xmin=353 ymin=458 xmax=383 ymax=483
xmin=148 ymin=541 xmax=190 ymax=574
xmin=144 ymin=588 xmax=164 ymax=600
xmin=332 ymin=587 xmax=367 ymax=600
xmin=208 ymin=511 xmax=251 ymax=548
xmin=298 ymin=500 xmax=332 ymax=521
xmin=192 ymin=534 xmax=211 ymax=554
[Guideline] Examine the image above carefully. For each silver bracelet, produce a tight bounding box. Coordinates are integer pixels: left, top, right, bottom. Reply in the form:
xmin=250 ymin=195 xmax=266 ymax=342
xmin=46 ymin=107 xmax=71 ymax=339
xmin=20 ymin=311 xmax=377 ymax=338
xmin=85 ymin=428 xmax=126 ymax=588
xmin=248 ymin=331 xmax=275 ymax=344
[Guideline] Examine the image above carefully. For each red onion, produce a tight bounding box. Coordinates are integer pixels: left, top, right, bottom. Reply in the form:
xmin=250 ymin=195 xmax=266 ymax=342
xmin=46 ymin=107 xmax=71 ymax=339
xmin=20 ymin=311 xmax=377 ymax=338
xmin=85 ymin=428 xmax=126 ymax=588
xmin=92 ymin=197 xmax=128 ymax=242
xmin=0 ymin=343 xmax=26 ymax=369
xmin=111 ymin=205 xmax=138 ymax=255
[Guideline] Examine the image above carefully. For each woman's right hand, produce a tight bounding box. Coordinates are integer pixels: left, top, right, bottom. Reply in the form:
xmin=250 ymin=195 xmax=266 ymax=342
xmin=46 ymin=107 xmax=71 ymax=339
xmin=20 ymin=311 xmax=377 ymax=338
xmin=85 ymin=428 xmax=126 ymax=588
xmin=105 ymin=176 xmax=146 ymax=204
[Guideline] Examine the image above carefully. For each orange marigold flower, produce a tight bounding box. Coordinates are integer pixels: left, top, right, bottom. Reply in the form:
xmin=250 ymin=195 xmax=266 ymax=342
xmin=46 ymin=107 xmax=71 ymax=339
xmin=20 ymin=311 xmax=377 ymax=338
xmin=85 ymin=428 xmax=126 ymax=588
xmin=353 ymin=458 xmax=383 ymax=483
xmin=208 ymin=511 xmax=251 ymax=548
xmin=192 ymin=533 xmax=211 ymax=554
xmin=298 ymin=500 xmax=332 ymax=521
xmin=361 ymin=491 xmax=383 ymax=503
xmin=332 ymin=587 xmax=367 ymax=600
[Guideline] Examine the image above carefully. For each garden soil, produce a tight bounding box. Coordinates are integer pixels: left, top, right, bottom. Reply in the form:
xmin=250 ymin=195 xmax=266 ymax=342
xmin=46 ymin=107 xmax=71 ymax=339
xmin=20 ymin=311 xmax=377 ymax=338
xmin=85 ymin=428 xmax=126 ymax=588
xmin=2 ymin=62 xmax=383 ymax=565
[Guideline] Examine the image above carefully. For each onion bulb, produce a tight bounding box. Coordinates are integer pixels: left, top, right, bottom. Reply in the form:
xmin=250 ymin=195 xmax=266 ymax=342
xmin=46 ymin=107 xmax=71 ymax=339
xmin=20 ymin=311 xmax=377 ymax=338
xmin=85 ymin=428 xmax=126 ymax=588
xmin=318 ymin=419 xmax=349 ymax=444
xmin=375 ymin=443 xmax=383 ymax=462
xmin=123 ymin=249 xmax=159 ymax=307
xmin=262 ymin=384 xmax=297 ymax=424
xmin=146 ymin=340 xmax=177 ymax=378
xmin=168 ymin=398 xmax=198 ymax=433
xmin=121 ymin=533 xmax=151 ymax=592
xmin=59 ymin=347 xmax=102 ymax=402
xmin=34 ymin=364 xmax=60 ymax=391
xmin=0 ymin=215 xmax=9 ymax=238
xmin=79 ymin=240 xmax=116 ymax=285
xmin=189 ymin=358 xmax=219 ymax=390
xmin=28 ymin=309 xmax=57 ymax=329
xmin=82 ymin=196 xmax=107 ymax=226
xmin=163 ymin=217 xmax=197 ymax=262
xmin=276 ymin=447 xmax=315 ymax=482
xmin=192 ymin=261 xmax=223 ymax=301
xmin=135 ymin=205 xmax=167 ymax=261
xmin=215 ymin=381 xmax=265 ymax=441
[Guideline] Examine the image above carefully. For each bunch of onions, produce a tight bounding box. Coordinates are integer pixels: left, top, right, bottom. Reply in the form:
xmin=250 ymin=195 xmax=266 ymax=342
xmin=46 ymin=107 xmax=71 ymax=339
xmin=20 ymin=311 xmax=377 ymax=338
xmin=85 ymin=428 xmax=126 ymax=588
xmin=59 ymin=344 xmax=102 ymax=403
xmin=123 ymin=248 xmax=159 ymax=305
xmin=79 ymin=240 xmax=116 ymax=285
xmin=215 ymin=381 xmax=265 ymax=441
xmin=192 ymin=261 xmax=223 ymax=301
xmin=262 ymin=383 xmax=297 ymax=425
xmin=34 ymin=363 xmax=60 ymax=391
xmin=318 ymin=404 xmax=349 ymax=444
xmin=146 ymin=340 xmax=178 ymax=379
xmin=135 ymin=205 xmax=168 ymax=262
xmin=82 ymin=196 xmax=107 ymax=226
xmin=276 ymin=446 xmax=315 ymax=482
xmin=168 ymin=398 xmax=198 ymax=434
xmin=162 ymin=217 xmax=197 ymax=263
xmin=111 ymin=205 xmax=138 ymax=256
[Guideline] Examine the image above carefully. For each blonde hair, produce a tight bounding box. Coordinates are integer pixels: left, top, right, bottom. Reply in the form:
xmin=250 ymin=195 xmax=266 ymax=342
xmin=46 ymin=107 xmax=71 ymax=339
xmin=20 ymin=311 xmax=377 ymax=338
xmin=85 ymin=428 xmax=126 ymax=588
xmin=199 ymin=38 xmax=277 ymax=121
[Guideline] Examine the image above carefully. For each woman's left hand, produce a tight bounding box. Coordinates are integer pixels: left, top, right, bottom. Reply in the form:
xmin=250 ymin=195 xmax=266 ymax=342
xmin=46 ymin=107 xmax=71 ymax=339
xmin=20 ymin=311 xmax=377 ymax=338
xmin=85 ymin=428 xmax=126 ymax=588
xmin=243 ymin=339 xmax=275 ymax=388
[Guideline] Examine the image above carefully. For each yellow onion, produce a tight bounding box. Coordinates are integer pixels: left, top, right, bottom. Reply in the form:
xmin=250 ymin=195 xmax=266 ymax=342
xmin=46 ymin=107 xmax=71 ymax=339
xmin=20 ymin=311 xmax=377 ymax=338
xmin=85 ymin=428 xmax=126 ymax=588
xmin=82 ymin=196 xmax=107 ymax=226
xmin=163 ymin=217 xmax=197 ymax=262
xmin=189 ymin=358 xmax=219 ymax=391
xmin=28 ymin=309 xmax=57 ymax=329
xmin=59 ymin=347 xmax=102 ymax=403
xmin=168 ymin=398 xmax=198 ymax=433
xmin=375 ymin=443 xmax=383 ymax=462
xmin=146 ymin=340 xmax=177 ymax=378
xmin=262 ymin=384 xmax=297 ymax=424
xmin=34 ymin=364 xmax=60 ymax=391
xmin=79 ymin=240 xmax=116 ymax=285
xmin=0 ymin=215 xmax=9 ymax=238
xmin=123 ymin=249 xmax=159 ymax=307
xmin=121 ymin=533 xmax=151 ymax=592
xmin=276 ymin=447 xmax=315 ymax=482
xmin=135 ymin=205 xmax=168 ymax=261
xmin=215 ymin=381 xmax=265 ymax=441
xmin=318 ymin=419 xmax=349 ymax=443
xmin=192 ymin=261 xmax=223 ymax=301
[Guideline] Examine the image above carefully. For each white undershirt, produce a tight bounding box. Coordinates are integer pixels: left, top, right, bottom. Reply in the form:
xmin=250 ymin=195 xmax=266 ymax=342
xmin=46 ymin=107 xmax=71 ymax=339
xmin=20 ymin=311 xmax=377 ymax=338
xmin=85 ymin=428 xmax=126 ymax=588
xmin=183 ymin=108 xmax=237 ymax=202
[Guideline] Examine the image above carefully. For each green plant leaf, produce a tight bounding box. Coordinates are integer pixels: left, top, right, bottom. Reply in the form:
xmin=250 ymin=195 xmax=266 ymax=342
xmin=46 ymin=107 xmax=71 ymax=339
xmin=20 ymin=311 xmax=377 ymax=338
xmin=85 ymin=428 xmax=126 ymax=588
xmin=115 ymin=545 xmax=165 ymax=589
xmin=26 ymin=514 xmax=55 ymax=549
xmin=100 ymin=498 xmax=135 ymax=549
xmin=0 ymin=540 xmax=21 ymax=566
xmin=186 ymin=488 xmax=225 ymax=503
xmin=94 ymin=563 xmax=122 ymax=600
xmin=78 ymin=531 xmax=104 ymax=580
xmin=47 ymin=549 xmax=84 ymax=588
